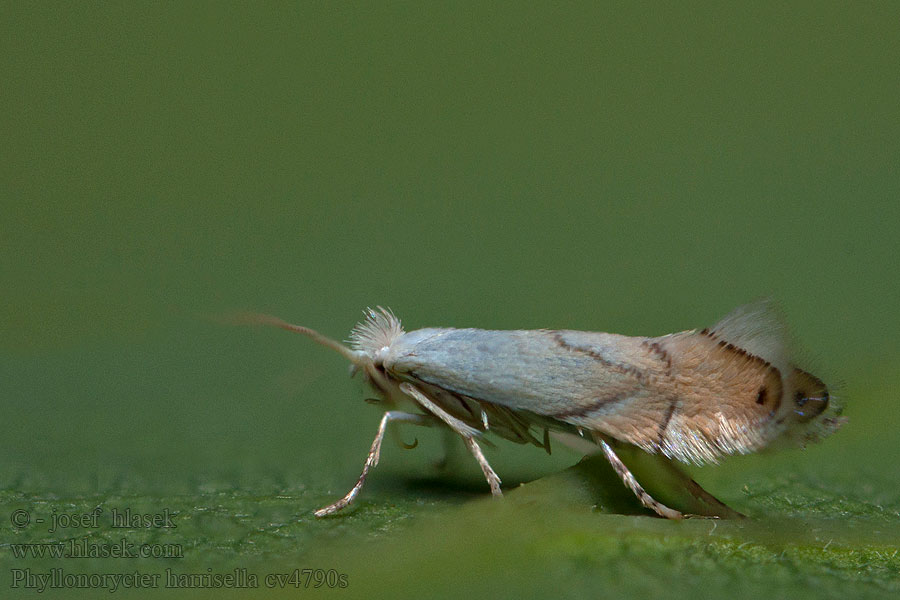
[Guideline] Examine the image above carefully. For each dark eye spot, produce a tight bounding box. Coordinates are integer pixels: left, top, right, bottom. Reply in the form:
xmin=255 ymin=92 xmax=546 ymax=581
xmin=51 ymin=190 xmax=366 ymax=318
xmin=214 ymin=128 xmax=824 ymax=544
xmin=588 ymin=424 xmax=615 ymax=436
xmin=795 ymin=391 xmax=808 ymax=406
xmin=756 ymin=387 xmax=767 ymax=405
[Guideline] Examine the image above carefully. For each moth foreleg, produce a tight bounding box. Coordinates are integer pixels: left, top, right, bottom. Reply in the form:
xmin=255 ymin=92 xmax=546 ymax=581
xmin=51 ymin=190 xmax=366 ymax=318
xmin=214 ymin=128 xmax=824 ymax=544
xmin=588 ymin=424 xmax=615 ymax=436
xmin=598 ymin=439 xmax=684 ymax=520
xmin=399 ymin=383 xmax=502 ymax=497
xmin=314 ymin=411 xmax=432 ymax=518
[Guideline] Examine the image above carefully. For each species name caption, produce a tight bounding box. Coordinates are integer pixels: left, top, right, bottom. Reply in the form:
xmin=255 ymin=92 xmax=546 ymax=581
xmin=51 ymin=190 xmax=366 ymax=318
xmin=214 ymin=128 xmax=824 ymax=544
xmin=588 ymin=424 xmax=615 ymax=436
xmin=9 ymin=568 xmax=349 ymax=592
xmin=243 ymin=300 xmax=844 ymax=519
xmin=7 ymin=508 xmax=349 ymax=591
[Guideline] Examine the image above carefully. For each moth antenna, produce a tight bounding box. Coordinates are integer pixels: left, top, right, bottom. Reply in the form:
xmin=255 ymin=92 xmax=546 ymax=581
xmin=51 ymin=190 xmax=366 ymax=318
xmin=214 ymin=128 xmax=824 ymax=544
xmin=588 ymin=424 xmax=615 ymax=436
xmin=227 ymin=311 xmax=364 ymax=365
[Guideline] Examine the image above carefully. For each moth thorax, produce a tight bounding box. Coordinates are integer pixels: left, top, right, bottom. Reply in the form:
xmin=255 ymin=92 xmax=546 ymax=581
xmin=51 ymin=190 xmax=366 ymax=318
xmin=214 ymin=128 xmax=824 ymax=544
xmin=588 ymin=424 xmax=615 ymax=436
xmin=373 ymin=346 xmax=391 ymax=366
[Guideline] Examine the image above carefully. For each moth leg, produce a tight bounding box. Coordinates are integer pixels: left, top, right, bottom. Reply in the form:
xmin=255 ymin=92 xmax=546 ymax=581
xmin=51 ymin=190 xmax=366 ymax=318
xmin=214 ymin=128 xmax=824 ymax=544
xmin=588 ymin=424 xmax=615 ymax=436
xmin=399 ymin=383 xmax=502 ymax=497
xmin=314 ymin=411 xmax=432 ymax=518
xmin=461 ymin=436 xmax=503 ymax=496
xmin=433 ymin=427 xmax=459 ymax=471
xmin=598 ymin=439 xmax=684 ymax=520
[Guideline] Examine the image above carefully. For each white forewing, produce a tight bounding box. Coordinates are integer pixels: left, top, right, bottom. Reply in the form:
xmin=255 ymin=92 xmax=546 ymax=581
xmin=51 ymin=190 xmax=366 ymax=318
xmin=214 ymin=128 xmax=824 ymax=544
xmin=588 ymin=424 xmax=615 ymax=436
xmin=383 ymin=328 xmax=651 ymax=417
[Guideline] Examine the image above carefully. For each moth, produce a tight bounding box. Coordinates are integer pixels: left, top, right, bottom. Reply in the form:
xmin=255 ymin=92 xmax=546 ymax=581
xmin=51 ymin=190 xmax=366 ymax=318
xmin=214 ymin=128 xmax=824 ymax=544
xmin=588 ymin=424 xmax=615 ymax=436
xmin=246 ymin=301 xmax=844 ymax=519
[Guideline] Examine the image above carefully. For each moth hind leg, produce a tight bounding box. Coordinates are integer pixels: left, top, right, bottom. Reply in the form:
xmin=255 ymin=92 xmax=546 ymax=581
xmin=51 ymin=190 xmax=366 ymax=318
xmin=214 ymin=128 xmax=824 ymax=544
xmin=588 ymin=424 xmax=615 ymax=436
xmin=314 ymin=411 xmax=432 ymax=517
xmin=598 ymin=439 xmax=685 ymax=520
xmin=399 ymin=383 xmax=502 ymax=497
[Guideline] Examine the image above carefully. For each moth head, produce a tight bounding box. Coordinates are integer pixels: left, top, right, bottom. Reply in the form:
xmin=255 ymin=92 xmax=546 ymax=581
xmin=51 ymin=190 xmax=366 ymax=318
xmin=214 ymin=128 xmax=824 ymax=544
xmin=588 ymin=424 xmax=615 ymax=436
xmin=348 ymin=307 xmax=405 ymax=362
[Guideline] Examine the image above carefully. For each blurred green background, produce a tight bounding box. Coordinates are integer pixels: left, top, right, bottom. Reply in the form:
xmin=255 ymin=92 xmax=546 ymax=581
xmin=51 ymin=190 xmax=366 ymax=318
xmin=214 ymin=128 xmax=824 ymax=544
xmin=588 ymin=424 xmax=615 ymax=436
xmin=2 ymin=2 xmax=898 ymax=598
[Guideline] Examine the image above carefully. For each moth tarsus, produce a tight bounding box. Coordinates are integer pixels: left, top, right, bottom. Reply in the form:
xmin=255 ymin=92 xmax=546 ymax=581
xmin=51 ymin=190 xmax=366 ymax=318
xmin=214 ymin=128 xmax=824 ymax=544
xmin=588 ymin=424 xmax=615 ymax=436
xmin=252 ymin=302 xmax=843 ymax=519
xmin=597 ymin=438 xmax=684 ymax=519
xmin=313 ymin=410 xmax=432 ymax=518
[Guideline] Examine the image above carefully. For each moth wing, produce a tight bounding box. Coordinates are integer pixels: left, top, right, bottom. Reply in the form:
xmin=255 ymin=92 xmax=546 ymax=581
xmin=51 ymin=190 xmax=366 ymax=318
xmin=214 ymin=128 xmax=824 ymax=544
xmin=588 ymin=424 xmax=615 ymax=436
xmin=585 ymin=301 xmax=800 ymax=463
xmin=384 ymin=303 xmax=833 ymax=466
xmin=383 ymin=328 xmax=657 ymax=417
xmin=707 ymin=298 xmax=792 ymax=374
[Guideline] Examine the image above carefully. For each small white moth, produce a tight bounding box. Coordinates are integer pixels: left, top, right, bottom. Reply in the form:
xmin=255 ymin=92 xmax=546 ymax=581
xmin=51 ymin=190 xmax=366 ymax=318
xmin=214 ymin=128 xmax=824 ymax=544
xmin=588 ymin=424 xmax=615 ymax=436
xmin=246 ymin=301 xmax=844 ymax=519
